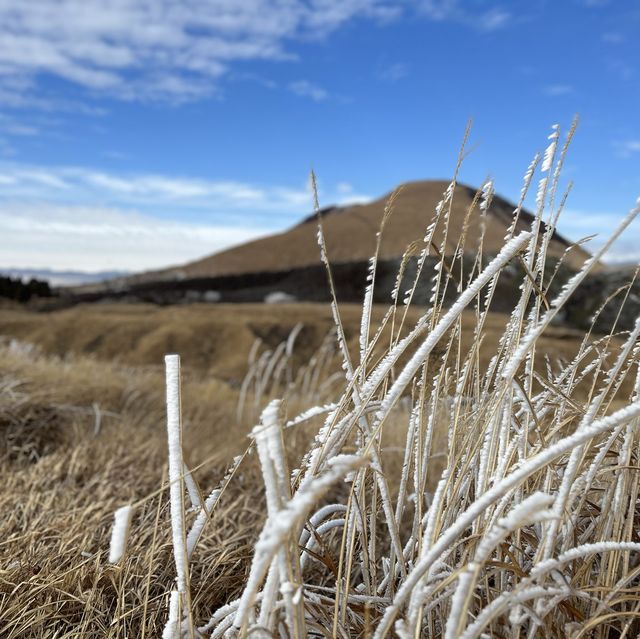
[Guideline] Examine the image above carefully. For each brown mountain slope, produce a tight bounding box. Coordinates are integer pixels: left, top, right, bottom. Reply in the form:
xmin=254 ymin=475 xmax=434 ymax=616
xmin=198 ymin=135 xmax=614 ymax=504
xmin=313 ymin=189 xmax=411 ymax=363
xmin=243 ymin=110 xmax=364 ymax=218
xmin=152 ymin=179 xmax=590 ymax=280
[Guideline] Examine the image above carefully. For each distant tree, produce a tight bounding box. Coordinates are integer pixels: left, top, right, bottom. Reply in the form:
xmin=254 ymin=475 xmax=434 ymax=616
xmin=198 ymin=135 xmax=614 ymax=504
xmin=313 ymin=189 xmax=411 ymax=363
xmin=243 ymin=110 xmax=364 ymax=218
xmin=0 ymin=276 xmax=52 ymax=302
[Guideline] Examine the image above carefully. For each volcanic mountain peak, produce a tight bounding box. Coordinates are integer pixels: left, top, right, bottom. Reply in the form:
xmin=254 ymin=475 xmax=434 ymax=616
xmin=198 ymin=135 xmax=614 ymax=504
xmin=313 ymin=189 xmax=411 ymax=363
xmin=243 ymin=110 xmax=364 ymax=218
xmin=153 ymin=178 xmax=588 ymax=281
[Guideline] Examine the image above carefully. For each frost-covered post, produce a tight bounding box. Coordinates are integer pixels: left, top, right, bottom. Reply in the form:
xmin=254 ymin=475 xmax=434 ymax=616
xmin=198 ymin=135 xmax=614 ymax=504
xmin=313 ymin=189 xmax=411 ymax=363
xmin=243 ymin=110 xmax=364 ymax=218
xmin=164 ymin=354 xmax=192 ymax=638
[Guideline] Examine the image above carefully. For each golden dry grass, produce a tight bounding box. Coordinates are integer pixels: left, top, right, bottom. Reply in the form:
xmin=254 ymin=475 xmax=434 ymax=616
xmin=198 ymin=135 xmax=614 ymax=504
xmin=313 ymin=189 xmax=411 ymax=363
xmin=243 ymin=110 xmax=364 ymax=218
xmin=0 ymin=302 xmax=593 ymax=379
xmin=0 ymin=300 xmax=636 ymax=638
xmin=0 ymin=340 xmax=265 ymax=637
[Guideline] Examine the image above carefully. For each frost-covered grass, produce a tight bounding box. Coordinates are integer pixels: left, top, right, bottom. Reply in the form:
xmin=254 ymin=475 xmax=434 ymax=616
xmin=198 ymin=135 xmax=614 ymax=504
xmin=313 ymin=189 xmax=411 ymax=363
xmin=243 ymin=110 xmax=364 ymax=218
xmin=149 ymin=122 xmax=640 ymax=638
xmin=1 ymin=122 xmax=639 ymax=638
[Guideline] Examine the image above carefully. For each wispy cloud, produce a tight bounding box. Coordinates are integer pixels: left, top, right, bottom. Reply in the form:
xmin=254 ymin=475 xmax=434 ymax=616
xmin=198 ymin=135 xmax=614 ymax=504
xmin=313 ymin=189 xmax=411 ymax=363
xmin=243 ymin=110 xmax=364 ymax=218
xmin=0 ymin=161 xmax=372 ymax=270
xmin=419 ymin=1 xmax=512 ymax=31
xmin=0 ymin=1 xmax=400 ymax=104
xmin=289 ymin=80 xmax=329 ymax=101
xmin=477 ymin=8 xmax=511 ymax=31
xmin=602 ymin=31 xmax=625 ymax=44
xmin=333 ymin=181 xmax=372 ymax=205
xmin=613 ymin=140 xmax=640 ymax=158
xmin=542 ymin=84 xmax=574 ymax=96
xmin=559 ymin=209 xmax=640 ymax=263
xmin=0 ymin=163 xmax=319 ymax=213
xmin=377 ymin=62 xmax=409 ymax=82
xmin=0 ymin=114 xmax=38 ymax=137
xmin=101 ymin=150 xmax=128 ymax=161
xmin=0 ymin=203 xmax=271 ymax=271
xmin=419 ymin=0 xmax=455 ymax=21
xmin=0 ymin=162 xmax=370 ymax=213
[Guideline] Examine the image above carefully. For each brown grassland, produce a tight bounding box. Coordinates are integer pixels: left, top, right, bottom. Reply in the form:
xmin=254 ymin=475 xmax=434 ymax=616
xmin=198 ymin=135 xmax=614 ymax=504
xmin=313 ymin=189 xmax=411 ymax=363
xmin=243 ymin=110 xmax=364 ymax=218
xmin=0 ymin=300 xmax=637 ymax=637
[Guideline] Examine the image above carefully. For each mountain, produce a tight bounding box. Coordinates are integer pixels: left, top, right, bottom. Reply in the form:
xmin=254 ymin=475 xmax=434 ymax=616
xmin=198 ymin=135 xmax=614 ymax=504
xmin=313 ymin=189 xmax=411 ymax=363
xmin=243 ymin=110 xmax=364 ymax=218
xmin=50 ymin=179 xmax=639 ymax=333
xmin=64 ymin=179 xmax=609 ymax=315
xmin=130 ymin=179 xmax=590 ymax=284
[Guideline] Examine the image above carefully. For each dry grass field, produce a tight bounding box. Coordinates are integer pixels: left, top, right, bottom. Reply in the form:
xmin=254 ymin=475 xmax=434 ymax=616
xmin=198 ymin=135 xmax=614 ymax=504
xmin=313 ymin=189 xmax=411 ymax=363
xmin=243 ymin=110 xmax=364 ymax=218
xmin=0 ymin=297 xmax=637 ymax=637
xmin=0 ymin=335 xmax=256 ymax=637
xmin=0 ymin=302 xmax=593 ymax=378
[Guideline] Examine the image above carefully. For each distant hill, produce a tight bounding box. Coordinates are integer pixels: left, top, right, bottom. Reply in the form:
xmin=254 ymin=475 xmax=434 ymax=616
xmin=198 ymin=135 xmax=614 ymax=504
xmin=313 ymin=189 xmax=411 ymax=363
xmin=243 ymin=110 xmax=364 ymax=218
xmin=1 ymin=268 xmax=129 ymax=287
xmin=123 ymin=179 xmax=590 ymax=285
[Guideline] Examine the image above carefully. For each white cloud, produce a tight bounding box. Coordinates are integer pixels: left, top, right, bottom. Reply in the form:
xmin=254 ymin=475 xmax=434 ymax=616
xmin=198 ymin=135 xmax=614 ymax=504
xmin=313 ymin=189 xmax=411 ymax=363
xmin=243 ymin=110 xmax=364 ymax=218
xmin=289 ymin=80 xmax=329 ymax=101
xmin=378 ymin=62 xmax=409 ymax=82
xmin=477 ymin=8 xmax=511 ymax=31
xmin=0 ymin=202 xmax=270 ymax=271
xmin=419 ymin=1 xmax=512 ymax=31
xmin=419 ymin=0 xmax=458 ymax=21
xmin=0 ymin=161 xmax=370 ymax=213
xmin=0 ymin=161 xmax=373 ymax=270
xmin=102 ymin=150 xmax=128 ymax=161
xmin=0 ymin=113 xmax=39 ymax=136
xmin=613 ymin=140 xmax=640 ymax=158
xmin=559 ymin=209 xmax=640 ymax=263
xmin=333 ymin=181 xmax=371 ymax=205
xmin=0 ymin=162 xmax=318 ymax=213
xmin=602 ymin=31 xmax=625 ymax=44
xmin=0 ymin=1 xmax=401 ymax=103
xmin=542 ymin=84 xmax=574 ymax=96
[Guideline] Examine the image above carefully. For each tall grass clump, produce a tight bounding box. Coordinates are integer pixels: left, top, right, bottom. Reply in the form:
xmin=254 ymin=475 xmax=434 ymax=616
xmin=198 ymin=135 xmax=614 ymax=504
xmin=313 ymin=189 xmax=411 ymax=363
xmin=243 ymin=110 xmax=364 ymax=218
xmin=137 ymin=121 xmax=640 ymax=638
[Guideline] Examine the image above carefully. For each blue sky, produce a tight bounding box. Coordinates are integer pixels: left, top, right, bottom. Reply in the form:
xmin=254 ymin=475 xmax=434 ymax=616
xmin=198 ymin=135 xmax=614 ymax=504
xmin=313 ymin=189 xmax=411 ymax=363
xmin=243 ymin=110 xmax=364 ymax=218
xmin=0 ymin=0 xmax=638 ymax=272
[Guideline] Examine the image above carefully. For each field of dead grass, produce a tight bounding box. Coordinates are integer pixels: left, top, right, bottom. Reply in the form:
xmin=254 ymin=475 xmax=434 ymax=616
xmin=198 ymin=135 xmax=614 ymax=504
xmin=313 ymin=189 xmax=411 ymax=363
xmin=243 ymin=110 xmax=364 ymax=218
xmin=0 ymin=296 xmax=636 ymax=638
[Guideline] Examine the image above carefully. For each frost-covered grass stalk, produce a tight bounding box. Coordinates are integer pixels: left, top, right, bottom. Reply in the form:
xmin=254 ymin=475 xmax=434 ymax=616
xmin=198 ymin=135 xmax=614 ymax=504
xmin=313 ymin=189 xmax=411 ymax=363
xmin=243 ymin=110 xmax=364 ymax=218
xmin=156 ymin=123 xmax=640 ymax=638
xmin=237 ymin=322 xmax=340 ymax=426
xmin=163 ymin=354 xmax=193 ymax=638
xmin=108 ymin=504 xmax=133 ymax=564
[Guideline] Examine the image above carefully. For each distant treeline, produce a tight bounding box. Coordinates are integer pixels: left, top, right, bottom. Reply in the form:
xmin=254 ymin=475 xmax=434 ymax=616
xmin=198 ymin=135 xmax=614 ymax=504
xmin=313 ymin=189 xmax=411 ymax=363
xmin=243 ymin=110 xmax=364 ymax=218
xmin=0 ymin=276 xmax=52 ymax=302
